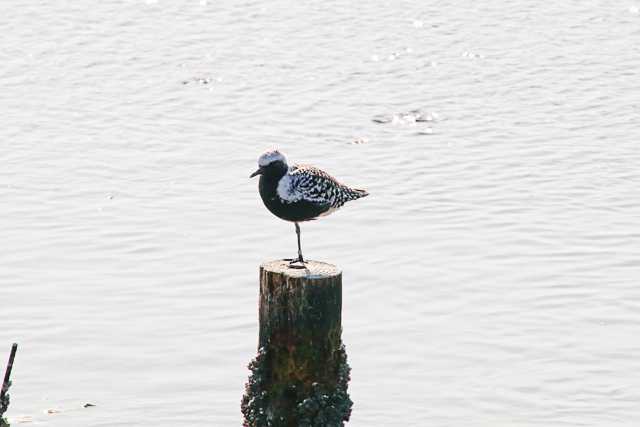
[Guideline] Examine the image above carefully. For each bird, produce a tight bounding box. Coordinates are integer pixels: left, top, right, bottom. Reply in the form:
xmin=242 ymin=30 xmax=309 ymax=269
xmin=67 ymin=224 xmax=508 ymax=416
xmin=250 ymin=150 xmax=368 ymax=267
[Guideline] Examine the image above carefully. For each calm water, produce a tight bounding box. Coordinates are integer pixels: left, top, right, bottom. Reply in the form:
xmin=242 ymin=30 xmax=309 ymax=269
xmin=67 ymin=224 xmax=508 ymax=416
xmin=2 ymin=1 xmax=640 ymax=426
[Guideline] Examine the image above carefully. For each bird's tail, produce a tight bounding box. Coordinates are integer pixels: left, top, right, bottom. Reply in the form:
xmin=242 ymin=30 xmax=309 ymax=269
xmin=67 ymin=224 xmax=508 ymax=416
xmin=348 ymin=187 xmax=369 ymax=200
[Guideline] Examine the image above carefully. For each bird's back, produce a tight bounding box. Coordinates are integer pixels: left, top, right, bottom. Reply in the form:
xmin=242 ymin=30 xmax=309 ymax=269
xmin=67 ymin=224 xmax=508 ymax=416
xmin=284 ymin=164 xmax=368 ymax=210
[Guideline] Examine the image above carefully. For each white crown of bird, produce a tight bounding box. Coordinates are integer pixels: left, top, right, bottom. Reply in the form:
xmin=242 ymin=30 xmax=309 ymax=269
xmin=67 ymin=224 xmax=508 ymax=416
xmin=258 ymin=150 xmax=287 ymax=167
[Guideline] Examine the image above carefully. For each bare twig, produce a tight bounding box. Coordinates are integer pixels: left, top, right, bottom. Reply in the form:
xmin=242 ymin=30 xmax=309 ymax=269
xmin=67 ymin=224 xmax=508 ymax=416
xmin=1 ymin=344 xmax=18 ymax=420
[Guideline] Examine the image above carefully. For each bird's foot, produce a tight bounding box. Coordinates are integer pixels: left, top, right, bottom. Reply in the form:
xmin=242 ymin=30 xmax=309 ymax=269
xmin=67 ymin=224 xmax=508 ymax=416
xmin=287 ymin=256 xmax=306 ymax=269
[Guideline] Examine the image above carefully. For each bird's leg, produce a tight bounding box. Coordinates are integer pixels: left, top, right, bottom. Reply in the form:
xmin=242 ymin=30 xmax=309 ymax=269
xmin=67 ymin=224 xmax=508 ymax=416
xmin=296 ymin=222 xmax=304 ymax=263
xmin=289 ymin=222 xmax=305 ymax=266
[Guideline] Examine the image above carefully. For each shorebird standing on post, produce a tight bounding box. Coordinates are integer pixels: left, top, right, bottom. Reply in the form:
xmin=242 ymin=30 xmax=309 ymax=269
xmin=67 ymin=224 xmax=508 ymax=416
xmin=250 ymin=150 xmax=368 ymax=267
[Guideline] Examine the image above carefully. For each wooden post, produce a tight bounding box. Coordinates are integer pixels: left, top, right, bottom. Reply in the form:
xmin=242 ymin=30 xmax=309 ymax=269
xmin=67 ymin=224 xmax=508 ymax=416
xmin=242 ymin=260 xmax=352 ymax=427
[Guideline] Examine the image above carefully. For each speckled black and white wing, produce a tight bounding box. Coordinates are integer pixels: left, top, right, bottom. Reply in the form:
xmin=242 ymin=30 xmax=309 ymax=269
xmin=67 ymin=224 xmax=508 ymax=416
xmin=277 ymin=164 xmax=368 ymax=215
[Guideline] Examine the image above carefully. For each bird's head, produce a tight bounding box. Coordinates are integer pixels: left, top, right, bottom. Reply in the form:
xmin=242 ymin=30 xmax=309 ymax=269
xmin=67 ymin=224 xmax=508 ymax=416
xmin=250 ymin=150 xmax=288 ymax=178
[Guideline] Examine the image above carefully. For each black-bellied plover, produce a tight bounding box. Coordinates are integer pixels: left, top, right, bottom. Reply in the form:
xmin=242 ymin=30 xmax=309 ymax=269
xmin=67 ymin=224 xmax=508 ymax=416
xmin=250 ymin=150 xmax=368 ymax=267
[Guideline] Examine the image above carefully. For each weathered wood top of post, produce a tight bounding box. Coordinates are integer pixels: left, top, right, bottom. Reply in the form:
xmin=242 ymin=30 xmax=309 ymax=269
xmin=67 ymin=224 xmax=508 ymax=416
xmin=260 ymin=259 xmax=341 ymax=279
xmin=258 ymin=260 xmax=343 ymax=351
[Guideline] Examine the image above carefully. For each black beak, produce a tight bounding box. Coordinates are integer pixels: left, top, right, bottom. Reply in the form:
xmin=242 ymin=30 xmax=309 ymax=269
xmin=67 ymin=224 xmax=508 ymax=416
xmin=250 ymin=167 xmax=263 ymax=178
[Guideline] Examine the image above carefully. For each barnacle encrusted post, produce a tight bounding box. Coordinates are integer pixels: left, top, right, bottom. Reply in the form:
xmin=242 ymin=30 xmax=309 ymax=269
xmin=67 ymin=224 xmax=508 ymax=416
xmin=241 ymin=260 xmax=352 ymax=427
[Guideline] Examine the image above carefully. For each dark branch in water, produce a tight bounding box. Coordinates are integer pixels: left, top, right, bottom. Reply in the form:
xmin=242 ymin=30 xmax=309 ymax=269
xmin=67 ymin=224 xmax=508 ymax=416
xmin=1 ymin=344 xmax=18 ymax=427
